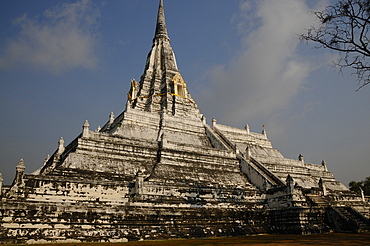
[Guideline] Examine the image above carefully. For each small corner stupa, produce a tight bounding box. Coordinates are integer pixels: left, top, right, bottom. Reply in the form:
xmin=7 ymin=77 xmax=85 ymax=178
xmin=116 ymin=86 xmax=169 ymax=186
xmin=0 ymin=0 xmax=369 ymax=244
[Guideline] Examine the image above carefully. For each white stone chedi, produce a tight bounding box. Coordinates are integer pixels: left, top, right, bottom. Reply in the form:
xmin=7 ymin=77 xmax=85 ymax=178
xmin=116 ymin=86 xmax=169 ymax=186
xmin=0 ymin=0 xmax=369 ymax=244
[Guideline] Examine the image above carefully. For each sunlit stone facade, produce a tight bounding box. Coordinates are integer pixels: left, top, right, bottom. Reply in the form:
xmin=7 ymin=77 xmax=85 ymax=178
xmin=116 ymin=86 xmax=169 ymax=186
xmin=1 ymin=0 xmax=369 ymax=244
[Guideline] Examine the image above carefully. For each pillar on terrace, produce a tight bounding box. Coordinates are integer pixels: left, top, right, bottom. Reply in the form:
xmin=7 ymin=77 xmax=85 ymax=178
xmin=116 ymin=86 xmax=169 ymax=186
xmin=82 ymin=120 xmax=90 ymax=138
xmin=14 ymin=159 xmax=25 ymax=186
xmin=360 ymin=188 xmax=365 ymax=202
xmin=57 ymin=137 xmax=65 ymax=155
xmin=0 ymin=173 xmax=3 ymax=196
xmin=109 ymin=112 xmax=115 ymax=124
xmin=262 ymin=129 xmax=267 ymax=137
xmin=286 ymin=174 xmax=295 ymax=194
xmin=298 ymin=154 xmax=304 ymax=165
xmin=321 ymin=160 xmax=328 ymax=172
xmin=245 ymin=124 xmax=250 ymax=134
xmin=201 ymin=114 xmax=206 ymax=124
xmin=212 ymin=118 xmax=217 ymax=128
xmin=245 ymin=146 xmax=251 ymax=160
xmin=318 ymin=178 xmax=327 ymax=196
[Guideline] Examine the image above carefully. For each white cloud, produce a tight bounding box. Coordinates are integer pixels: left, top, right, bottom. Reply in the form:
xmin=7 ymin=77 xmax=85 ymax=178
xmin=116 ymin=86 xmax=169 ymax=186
xmin=0 ymin=0 xmax=100 ymax=74
xmin=198 ymin=0 xmax=318 ymax=127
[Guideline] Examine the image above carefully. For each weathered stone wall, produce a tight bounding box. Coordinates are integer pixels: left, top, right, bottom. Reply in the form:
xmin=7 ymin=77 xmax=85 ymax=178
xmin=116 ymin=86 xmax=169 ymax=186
xmin=1 ymin=194 xmax=268 ymax=244
xmin=22 ymin=173 xmax=129 ymax=204
xmin=269 ymin=207 xmax=328 ymax=235
xmin=159 ymin=113 xmax=211 ymax=147
xmin=112 ymin=109 xmax=161 ymax=141
xmin=155 ymin=146 xmax=246 ymax=186
xmin=61 ymin=135 xmax=158 ymax=178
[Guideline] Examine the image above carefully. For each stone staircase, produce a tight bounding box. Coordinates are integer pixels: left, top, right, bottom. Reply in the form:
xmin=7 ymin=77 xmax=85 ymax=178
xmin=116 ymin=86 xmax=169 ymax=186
xmin=210 ymin=125 xmax=285 ymax=190
xmin=211 ymin=126 xmax=235 ymax=150
xmin=306 ymin=194 xmax=330 ymax=207
xmin=248 ymin=157 xmax=285 ymax=187
xmin=334 ymin=207 xmax=370 ymax=233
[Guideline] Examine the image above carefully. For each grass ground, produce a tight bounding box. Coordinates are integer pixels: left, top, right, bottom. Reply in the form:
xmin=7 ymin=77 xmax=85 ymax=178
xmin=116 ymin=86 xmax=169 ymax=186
xmin=8 ymin=233 xmax=370 ymax=246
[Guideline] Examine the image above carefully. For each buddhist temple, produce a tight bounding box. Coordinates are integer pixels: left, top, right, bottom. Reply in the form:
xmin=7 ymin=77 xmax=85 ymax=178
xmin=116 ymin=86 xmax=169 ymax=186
xmin=1 ymin=1 xmax=369 ymax=244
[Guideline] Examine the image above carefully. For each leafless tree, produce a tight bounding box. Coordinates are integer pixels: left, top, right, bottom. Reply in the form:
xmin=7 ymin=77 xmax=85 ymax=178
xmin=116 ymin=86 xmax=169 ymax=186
xmin=301 ymin=0 xmax=369 ymax=90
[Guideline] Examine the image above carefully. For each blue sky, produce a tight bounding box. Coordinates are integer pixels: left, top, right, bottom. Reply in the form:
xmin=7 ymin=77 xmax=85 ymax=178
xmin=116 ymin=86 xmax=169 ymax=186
xmin=0 ymin=0 xmax=369 ymax=186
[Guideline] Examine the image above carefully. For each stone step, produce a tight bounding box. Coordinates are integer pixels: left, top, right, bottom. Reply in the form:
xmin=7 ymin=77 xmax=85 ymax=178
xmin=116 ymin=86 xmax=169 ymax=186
xmin=335 ymin=207 xmax=370 ymax=232
xmin=306 ymin=194 xmax=330 ymax=207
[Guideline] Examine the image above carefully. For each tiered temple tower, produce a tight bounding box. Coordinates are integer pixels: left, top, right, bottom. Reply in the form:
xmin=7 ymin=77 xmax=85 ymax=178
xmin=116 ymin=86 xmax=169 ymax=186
xmin=0 ymin=0 xmax=369 ymax=244
xmin=124 ymin=0 xmax=200 ymax=119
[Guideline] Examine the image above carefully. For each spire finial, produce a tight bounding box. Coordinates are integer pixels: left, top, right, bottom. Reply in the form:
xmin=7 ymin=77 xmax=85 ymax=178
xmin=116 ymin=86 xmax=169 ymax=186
xmin=155 ymin=0 xmax=169 ymax=40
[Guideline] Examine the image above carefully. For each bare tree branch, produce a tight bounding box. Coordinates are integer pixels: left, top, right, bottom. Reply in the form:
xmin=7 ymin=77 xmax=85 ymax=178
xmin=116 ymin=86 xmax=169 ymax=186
xmin=301 ymin=0 xmax=370 ymax=90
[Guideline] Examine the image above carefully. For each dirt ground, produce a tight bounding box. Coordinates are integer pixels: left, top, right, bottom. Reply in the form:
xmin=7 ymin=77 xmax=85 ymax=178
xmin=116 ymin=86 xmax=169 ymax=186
xmin=9 ymin=233 xmax=370 ymax=246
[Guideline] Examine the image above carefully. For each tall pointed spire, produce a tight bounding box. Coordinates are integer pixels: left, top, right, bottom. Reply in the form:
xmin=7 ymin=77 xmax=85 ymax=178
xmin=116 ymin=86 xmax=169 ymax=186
xmin=123 ymin=0 xmax=201 ymax=119
xmin=155 ymin=0 xmax=169 ymax=40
